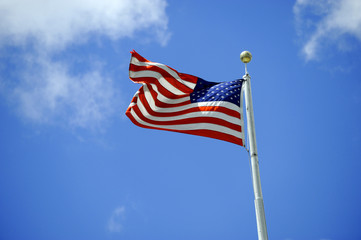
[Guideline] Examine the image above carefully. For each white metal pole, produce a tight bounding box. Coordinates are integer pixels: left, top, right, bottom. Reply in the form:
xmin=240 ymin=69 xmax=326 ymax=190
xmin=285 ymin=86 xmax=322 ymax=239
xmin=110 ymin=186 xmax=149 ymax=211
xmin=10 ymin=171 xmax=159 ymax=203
xmin=241 ymin=51 xmax=268 ymax=240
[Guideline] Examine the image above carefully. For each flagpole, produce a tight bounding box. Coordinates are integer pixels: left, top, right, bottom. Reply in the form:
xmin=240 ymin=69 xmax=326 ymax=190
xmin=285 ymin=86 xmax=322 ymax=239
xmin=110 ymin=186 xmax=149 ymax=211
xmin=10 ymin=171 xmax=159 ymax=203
xmin=241 ymin=51 xmax=268 ymax=240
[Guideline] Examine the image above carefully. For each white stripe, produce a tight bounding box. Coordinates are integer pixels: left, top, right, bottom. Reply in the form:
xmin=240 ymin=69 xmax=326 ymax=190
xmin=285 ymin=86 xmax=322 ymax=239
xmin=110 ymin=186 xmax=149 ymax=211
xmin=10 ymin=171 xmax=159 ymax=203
xmin=131 ymin=56 xmax=196 ymax=89
xmin=148 ymin=83 xmax=190 ymax=104
xmin=130 ymin=70 xmax=187 ymax=96
xmin=129 ymin=108 xmax=243 ymax=139
xmin=143 ymin=84 xmax=241 ymax=113
xmin=136 ymin=95 xmax=242 ymax=126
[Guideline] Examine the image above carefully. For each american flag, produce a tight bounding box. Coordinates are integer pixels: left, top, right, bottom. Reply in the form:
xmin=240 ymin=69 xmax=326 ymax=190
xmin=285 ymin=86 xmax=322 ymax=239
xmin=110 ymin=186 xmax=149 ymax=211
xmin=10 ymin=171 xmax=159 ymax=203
xmin=126 ymin=50 xmax=245 ymax=146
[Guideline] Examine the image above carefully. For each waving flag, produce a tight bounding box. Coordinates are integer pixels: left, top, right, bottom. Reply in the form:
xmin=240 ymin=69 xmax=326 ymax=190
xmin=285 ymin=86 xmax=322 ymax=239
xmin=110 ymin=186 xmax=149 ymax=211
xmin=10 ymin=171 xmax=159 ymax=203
xmin=126 ymin=51 xmax=245 ymax=146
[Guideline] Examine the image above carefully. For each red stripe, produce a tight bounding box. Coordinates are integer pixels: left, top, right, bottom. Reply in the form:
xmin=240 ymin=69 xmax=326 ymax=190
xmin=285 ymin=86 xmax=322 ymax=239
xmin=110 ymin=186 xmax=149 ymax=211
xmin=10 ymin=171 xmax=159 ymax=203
xmin=130 ymin=75 xmax=188 ymax=99
xmin=146 ymin=84 xmax=191 ymax=108
xmin=126 ymin=110 xmax=243 ymax=146
xmin=130 ymin=103 xmax=242 ymax=132
xmin=130 ymin=51 xmax=198 ymax=85
xmin=130 ymin=50 xmax=150 ymax=63
xmin=130 ymin=64 xmax=195 ymax=93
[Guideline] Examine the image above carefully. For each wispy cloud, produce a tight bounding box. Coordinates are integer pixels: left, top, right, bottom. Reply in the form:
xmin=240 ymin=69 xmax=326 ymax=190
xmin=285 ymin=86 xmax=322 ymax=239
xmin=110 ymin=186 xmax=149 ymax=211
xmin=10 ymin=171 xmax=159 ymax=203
xmin=107 ymin=206 xmax=126 ymax=233
xmin=293 ymin=0 xmax=361 ymax=61
xmin=0 ymin=0 xmax=170 ymax=51
xmin=0 ymin=0 xmax=170 ymax=129
xmin=11 ymin=54 xmax=118 ymax=129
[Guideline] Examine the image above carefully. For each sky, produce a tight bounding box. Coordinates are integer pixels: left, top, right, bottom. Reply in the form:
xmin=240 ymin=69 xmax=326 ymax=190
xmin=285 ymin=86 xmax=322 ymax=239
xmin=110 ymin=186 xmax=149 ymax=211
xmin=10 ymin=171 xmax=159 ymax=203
xmin=0 ymin=0 xmax=360 ymax=240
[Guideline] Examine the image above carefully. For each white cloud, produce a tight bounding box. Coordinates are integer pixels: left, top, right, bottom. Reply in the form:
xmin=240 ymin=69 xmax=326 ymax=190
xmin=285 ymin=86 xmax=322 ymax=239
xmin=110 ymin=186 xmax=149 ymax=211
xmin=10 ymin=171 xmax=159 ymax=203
xmin=294 ymin=0 xmax=361 ymax=61
xmin=12 ymin=54 xmax=119 ymax=129
xmin=0 ymin=0 xmax=170 ymax=129
xmin=0 ymin=0 xmax=170 ymax=50
xmin=107 ymin=206 xmax=126 ymax=233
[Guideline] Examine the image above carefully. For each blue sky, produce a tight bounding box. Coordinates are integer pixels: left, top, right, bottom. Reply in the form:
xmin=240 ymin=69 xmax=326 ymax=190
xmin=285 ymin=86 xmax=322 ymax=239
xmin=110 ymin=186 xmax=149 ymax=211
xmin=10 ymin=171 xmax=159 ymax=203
xmin=0 ymin=0 xmax=361 ymax=240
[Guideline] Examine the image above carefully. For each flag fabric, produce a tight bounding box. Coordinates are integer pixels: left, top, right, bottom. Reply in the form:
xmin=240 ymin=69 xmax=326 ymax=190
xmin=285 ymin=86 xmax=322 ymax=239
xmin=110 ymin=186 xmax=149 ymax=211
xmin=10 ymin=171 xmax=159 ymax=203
xmin=125 ymin=50 xmax=246 ymax=146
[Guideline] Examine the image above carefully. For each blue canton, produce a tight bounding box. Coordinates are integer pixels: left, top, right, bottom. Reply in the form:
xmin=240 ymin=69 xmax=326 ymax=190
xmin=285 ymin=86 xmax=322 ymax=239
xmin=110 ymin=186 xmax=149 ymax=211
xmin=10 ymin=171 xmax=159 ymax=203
xmin=190 ymin=78 xmax=244 ymax=107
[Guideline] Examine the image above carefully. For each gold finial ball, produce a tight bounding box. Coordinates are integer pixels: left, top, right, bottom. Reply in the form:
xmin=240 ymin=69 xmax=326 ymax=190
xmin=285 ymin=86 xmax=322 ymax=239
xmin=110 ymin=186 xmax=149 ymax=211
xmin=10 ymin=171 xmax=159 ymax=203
xmin=240 ymin=51 xmax=252 ymax=63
